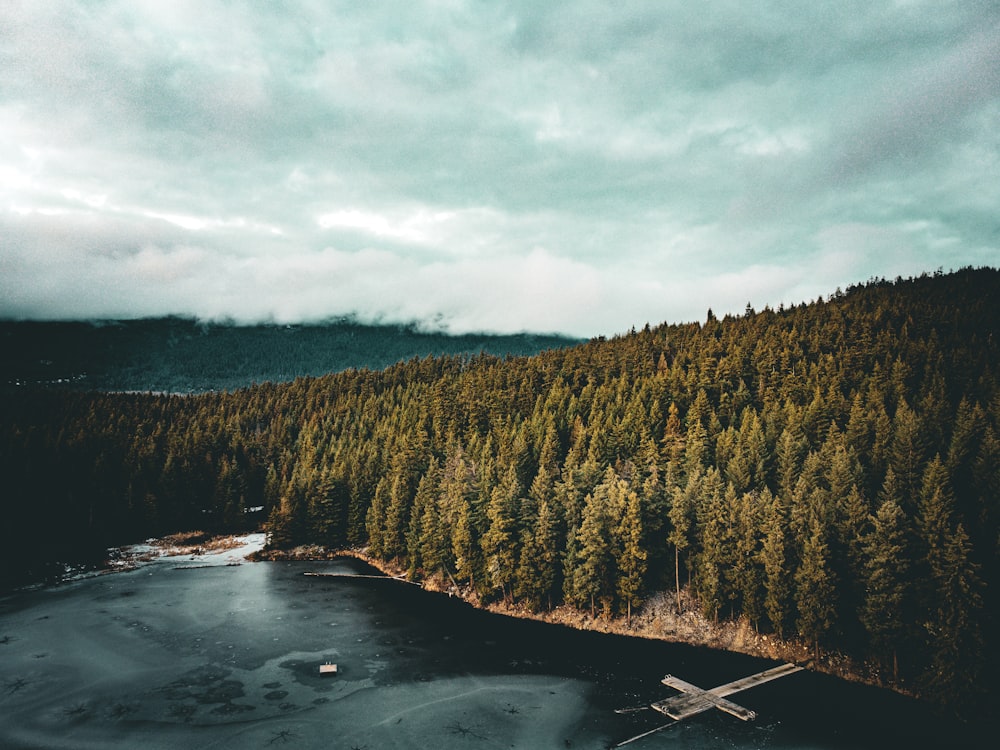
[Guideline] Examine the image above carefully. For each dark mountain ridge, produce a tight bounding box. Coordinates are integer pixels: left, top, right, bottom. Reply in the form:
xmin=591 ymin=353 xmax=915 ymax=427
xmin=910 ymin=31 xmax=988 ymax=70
xmin=0 ymin=316 xmax=581 ymax=393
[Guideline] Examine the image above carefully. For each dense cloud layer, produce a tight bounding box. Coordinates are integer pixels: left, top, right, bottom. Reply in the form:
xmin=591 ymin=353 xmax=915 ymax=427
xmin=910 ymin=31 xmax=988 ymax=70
xmin=1 ymin=1 xmax=997 ymax=335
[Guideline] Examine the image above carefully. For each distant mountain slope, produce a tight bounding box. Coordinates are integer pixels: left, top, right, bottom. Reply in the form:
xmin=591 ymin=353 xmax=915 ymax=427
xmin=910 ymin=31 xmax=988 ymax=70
xmin=0 ymin=317 xmax=581 ymax=392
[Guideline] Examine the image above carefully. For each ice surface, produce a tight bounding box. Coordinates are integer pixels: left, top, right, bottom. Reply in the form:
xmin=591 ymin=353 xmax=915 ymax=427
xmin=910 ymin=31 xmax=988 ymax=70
xmin=0 ymin=539 xmax=980 ymax=749
xmin=0 ymin=546 xmax=602 ymax=749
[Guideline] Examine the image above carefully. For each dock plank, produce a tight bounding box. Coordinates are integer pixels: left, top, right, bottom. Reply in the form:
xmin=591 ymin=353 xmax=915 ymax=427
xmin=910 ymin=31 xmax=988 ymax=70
xmin=653 ymin=691 xmax=756 ymax=721
xmin=651 ymin=663 xmax=803 ymax=722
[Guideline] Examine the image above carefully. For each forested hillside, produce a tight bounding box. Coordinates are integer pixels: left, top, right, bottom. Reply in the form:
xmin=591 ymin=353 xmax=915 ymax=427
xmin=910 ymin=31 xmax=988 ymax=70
xmin=2 ymin=268 xmax=997 ymax=711
xmin=0 ymin=317 xmax=577 ymax=392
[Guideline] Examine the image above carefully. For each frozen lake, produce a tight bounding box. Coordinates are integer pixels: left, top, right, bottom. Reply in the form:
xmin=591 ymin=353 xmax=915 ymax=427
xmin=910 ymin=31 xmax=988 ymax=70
xmin=0 ymin=538 xmax=983 ymax=749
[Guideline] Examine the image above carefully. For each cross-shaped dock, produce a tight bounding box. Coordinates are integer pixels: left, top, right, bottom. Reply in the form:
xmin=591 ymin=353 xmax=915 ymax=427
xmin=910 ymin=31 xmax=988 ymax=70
xmin=653 ymin=662 xmax=804 ymax=721
xmin=614 ymin=662 xmax=805 ymax=747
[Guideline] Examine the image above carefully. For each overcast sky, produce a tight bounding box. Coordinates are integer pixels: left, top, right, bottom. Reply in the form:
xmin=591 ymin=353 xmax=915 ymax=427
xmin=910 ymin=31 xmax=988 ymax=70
xmin=1 ymin=1 xmax=997 ymax=336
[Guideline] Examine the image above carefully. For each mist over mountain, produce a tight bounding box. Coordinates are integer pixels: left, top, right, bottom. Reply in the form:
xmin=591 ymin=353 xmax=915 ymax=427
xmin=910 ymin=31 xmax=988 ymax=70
xmin=1 ymin=317 xmax=581 ymax=393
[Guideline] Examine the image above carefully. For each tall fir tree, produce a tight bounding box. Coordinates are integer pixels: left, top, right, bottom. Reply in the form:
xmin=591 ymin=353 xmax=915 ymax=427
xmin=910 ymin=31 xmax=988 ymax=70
xmin=573 ymin=476 xmax=615 ymax=617
xmin=514 ymin=497 xmax=560 ymax=611
xmin=615 ymin=478 xmax=647 ymax=626
xmin=861 ymin=497 xmax=910 ymax=684
xmin=482 ymin=464 xmax=523 ymax=601
xmin=761 ymin=490 xmax=792 ymax=637
xmin=668 ymin=469 xmax=699 ymax=612
xmin=922 ymin=523 xmax=984 ymax=708
xmin=795 ymin=517 xmax=836 ymax=659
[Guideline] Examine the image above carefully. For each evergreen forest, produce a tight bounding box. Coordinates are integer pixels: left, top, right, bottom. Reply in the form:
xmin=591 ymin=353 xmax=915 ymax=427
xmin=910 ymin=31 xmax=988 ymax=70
xmin=2 ymin=268 xmax=997 ymax=712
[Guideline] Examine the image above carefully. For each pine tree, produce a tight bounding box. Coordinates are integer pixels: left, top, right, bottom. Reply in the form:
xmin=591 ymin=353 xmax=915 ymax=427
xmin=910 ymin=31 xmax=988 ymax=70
xmin=695 ymin=468 xmax=728 ymax=623
xmin=761 ymin=490 xmax=791 ymax=637
xmin=615 ymin=479 xmax=647 ymax=626
xmin=382 ymin=471 xmax=411 ymax=560
xmin=732 ymin=488 xmax=765 ymax=629
xmin=795 ymin=517 xmax=836 ymax=659
xmin=640 ymin=459 xmax=669 ymax=576
xmin=890 ymin=400 xmax=926 ymax=511
xmin=916 ymin=454 xmax=955 ymax=564
xmin=573 ymin=479 xmax=614 ymax=618
xmin=739 ymin=407 xmax=769 ymax=491
xmin=482 ymin=464 xmax=522 ymax=601
xmin=776 ymin=422 xmax=807 ymax=502
xmin=451 ymin=495 xmax=480 ymax=592
xmin=668 ymin=469 xmax=699 ymax=613
xmin=406 ymin=457 xmax=441 ymax=577
xmin=515 ymin=497 xmax=560 ymax=611
xmin=845 ymin=393 xmax=873 ymax=473
xmin=363 ymin=477 xmax=387 ymax=558
xmin=860 ymin=497 xmax=910 ymax=684
xmin=270 ymin=487 xmax=308 ymax=549
xmin=684 ymin=419 xmax=709 ymax=478
xmin=215 ymin=455 xmax=245 ymax=531
xmin=922 ymin=523 xmax=984 ymax=707
xmin=660 ymin=401 xmax=685 ymax=467
xmin=308 ymin=470 xmax=348 ymax=547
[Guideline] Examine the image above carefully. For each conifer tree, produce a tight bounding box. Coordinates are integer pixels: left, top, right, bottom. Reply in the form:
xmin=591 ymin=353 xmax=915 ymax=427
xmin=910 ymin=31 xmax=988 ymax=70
xmin=562 ymin=525 xmax=581 ymax=610
xmin=451 ymin=495 xmax=480 ymax=592
xmin=684 ymin=419 xmax=709 ymax=478
xmin=877 ymin=466 xmax=902 ymax=512
xmin=573 ymin=479 xmax=614 ymax=617
xmin=732 ymin=488 xmax=766 ymax=629
xmin=660 ymin=401 xmax=685 ymax=467
xmin=438 ymin=443 xmax=482 ymax=589
xmin=215 ymin=456 xmax=245 ymax=531
xmin=695 ymin=468 xmax=727 ymax=623
xmin=717 ymin=426 xmax=750 ymax=494
xmin=668 ymin=469 xmax=699 ymax=612
xmin=761 ymin=490 xmax=791 ymax=637
xmin=890 ymin=400 xmax=927 ymax=511
xmin=795 ymin=517 xmax=836 ymax=659
xmin=406 ymin=457 xmax=441 ymax=577
xmin=273 ymin=485 xmax=309 ymax=548
xmin=365 ymin=477 xmax=390 ymax=559
xmin=382 ymin=471 xmax=411 ymax=560
xmin=946 ymin=399 xmax=984 ymax=475
xmin=308 ymin=471 xmax=348 ymax=547
xmin=515 ymin=497 xmax=560 ymax=611
xmin=640 ymin=459 xmax=669 ymax=575
xmin=922 ymin=523 xmax=984 ymax=706
xmin=845 ymin=393 xmax=873 ymax=473
xmin=861 ymin=497 xmax=909 ymax=684
xmin=739 ymin=407 xmax=769 ymax=491
xmin=615 ymin=479 xmax=647 ymax=626
xmin=482 ymin=464 xmax=522 ymax=601
xmin=775 ymin=422 xmax=807 ymax=502
xmin=916 ymin=454 xmax=955 ymax=566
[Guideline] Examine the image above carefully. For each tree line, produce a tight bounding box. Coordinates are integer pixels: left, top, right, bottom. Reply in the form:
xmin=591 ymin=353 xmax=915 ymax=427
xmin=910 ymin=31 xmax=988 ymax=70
xmin=1 ymin=268 xmax=997 ymax=710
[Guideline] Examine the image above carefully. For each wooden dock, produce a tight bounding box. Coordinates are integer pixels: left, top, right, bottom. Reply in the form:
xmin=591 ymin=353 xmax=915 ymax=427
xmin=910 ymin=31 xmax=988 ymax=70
xmin=614 ymin=662 xmax=804 ymax=746
xmin=652 ymin=662 xmax=804 ymax=721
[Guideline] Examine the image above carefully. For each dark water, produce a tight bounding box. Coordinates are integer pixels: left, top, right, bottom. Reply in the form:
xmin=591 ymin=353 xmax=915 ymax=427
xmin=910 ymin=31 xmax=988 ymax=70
xmin=0 ymin=553 xmax=986 ymax=749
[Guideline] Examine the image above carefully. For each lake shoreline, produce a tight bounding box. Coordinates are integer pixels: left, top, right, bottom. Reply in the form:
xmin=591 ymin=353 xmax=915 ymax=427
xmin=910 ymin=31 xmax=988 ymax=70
xmin=10 ymin=530 xmax=985 ymax=744
xmin=14 ymin=531 xmax=932 ymax=709
xmin=251 ymin=542 xmax=921 ymax=709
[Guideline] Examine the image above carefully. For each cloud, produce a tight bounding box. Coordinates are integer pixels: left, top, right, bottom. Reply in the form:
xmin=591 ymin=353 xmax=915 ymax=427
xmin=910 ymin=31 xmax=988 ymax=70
xmin=824 ymin=19 xmax=1000 ymax=183
xmin=1 ymin=1 xmax=997 ymax=336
